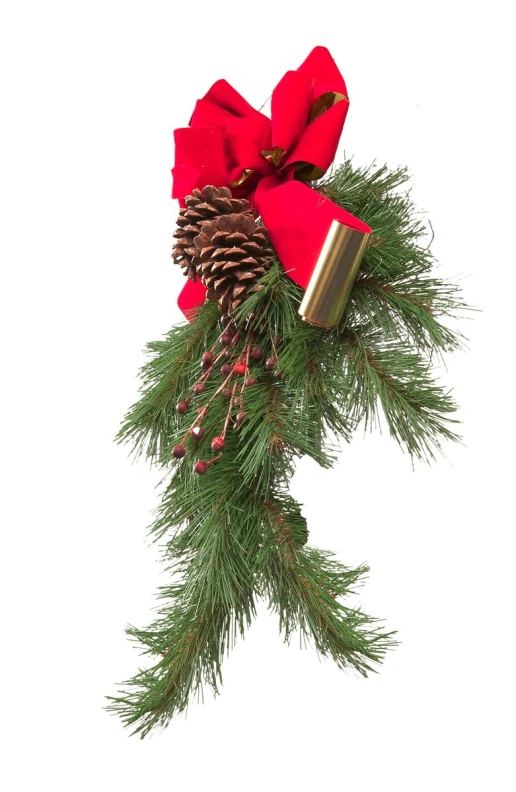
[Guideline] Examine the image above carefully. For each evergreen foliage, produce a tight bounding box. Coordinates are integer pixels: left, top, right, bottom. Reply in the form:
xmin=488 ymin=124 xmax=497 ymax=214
xmin=108 ymin=161 xmax=466 ymax=736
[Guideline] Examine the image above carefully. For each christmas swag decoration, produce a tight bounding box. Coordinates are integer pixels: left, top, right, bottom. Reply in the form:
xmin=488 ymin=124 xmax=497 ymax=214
xmin=109 ymin=47 xmax=466 ymax=736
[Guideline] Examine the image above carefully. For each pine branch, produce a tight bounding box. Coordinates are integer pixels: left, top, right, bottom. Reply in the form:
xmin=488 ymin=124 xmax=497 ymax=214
xmin=117 ymin=301 xmax=220 ymax=460
xmin=108 ymin=600 xmax=220 ymax=737
xmin=351 ymin=274 xmax=467 ymax=353
xmin=108 ymin=479 xmax=260 ymax=737
xmin=258 ymin=499 xmax=395 ymax=675
xmin=342 ymin=327 xmax=460 ymax=460
xmin=110 ymin=159 xmax=468 ymax=734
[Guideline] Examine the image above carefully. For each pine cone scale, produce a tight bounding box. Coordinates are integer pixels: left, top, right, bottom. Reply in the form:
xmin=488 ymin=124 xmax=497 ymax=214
xmin=212 ymin=198 xmax=233 ymax=213
xmin=211 ymin=247 xmax=248 ymax=261
xmin=212 ymin=231 xmax=229 ymax=245
xmin=194 ymin=203 xmax=219 ymax=215
xmin=235 ymin=271 xmax=258 ymax=281
xmin=184 ymin=210 xmax=205 ymax=221
xmin=241 ymin=241 xmax=263 ymax=254
xmin=226 ymin=232 xmax=248 ymax=245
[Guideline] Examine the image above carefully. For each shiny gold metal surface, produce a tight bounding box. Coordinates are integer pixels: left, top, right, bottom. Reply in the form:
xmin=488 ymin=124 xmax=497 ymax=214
xmin=229 ymin=168 xmax=254 ymax=188
xmin=259 ymin=146 xmax=286 ymax=167
xmin=309 ymin=91 xmax=347 ymax=122
xmin=294 ymin=162 xmax=325 ymax=182
xmin=299 ymin=219 xmax=370 ymax=327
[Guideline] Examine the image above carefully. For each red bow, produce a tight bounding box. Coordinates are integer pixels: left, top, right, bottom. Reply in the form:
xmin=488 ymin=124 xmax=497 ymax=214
xmin=172 ymin=46 xmax=370 ymax=317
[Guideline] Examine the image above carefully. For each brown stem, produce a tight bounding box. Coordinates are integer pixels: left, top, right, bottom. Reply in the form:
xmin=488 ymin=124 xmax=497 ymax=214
xmin=206 ymin=454 xmax=222 ymax=467
xmin=221 ymin=383 xmax=238 ymax=440
xmin=262 ymin=500 xmax=297 ymax=562
xmin=183 ymin=347 xmax=227 ymax=404
xmin=230 ymin=327 xmax=242 ymax=347
xmin=239 ymin=342 xmax=252 ymax=406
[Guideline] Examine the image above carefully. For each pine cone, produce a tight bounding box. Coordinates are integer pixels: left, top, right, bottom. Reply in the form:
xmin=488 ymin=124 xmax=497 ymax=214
xmin=194 ymin=213 xmax=273 ymax=316
xmin=172 ymin=186 xmax=251 ymax=280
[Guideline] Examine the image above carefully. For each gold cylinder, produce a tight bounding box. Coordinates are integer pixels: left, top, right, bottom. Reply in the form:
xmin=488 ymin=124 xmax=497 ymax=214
xmin=299 ymin=219 xmax=370 ymax=328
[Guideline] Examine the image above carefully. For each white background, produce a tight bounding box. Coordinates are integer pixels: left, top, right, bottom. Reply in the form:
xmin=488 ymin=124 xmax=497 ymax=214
xmin=1 ymin=1 xmax=514 ymax=789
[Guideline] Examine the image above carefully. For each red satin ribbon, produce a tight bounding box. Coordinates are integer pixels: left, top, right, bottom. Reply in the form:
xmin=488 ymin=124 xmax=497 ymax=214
xmin=172 ymin=46 xmax=371 ymax=318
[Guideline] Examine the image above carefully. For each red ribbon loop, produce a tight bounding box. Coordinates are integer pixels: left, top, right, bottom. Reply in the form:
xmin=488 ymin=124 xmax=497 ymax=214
xmin=173 ymin=47 xmax=370 ymax=318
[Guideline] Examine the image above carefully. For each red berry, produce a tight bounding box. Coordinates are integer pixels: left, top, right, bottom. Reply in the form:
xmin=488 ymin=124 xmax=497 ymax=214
xmin=236 ymin=410 xmax=248 ymax=424
xmin=201 ymin=360 xmax=211 ymax=371
xmin=251 ymin=347 xmax=263 ymax=361
xmin=220 ymin=333 xmax=232 ymax=346
xmin=194 ymin=460 xmax=208 ymax=475
xmin=245 ymin=377 xmax=258 ymax=387
xmin=190 ymin=426 xmax=205 ymax=440
xmin=222 ymin=387 xmax=233 ymax=398
xmin=193 ymin=383 xmax=205 ymax=395
xmin=233 ymin=362 xmax=247 ymax=376
xmin=224 ymin=349 xmax=233 ymax=358
xmin=176 ymin=400 xmax=188 ymax=414
xmin=211 ymin=436 xmax=225 ymax=452
xmin=172 ymin=445 xmax=186 ymax=459
xmin=265 ymin=356 xmax=277 ymax=371
xmin=202 ymin=351 xmax=214 ymax=365
xmin=220 ymin=315 xmax=232 ymax=327
xmin=221 ymin=363 xmax=232 ymax=376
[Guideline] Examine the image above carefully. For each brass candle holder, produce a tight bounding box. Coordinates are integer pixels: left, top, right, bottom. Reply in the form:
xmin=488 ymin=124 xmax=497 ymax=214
xmin=299 ymin=219 xmax=371 ymax=328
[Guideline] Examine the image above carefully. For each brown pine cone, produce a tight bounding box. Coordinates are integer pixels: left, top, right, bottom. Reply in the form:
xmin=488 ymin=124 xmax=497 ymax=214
xmin=194 ymin=213 xmax=273 ymax=317
xmin=172 ymin=186 xmax=251 ymax=280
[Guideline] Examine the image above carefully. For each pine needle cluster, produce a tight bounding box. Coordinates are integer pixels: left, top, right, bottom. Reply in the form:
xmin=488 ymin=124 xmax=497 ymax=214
xmin=107 ymin=161 xmax=466 ymax=736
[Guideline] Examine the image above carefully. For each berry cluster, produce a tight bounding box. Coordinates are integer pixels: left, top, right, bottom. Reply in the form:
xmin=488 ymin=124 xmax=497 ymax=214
xmin=173 ymin=319 xmax=279 ymax=474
